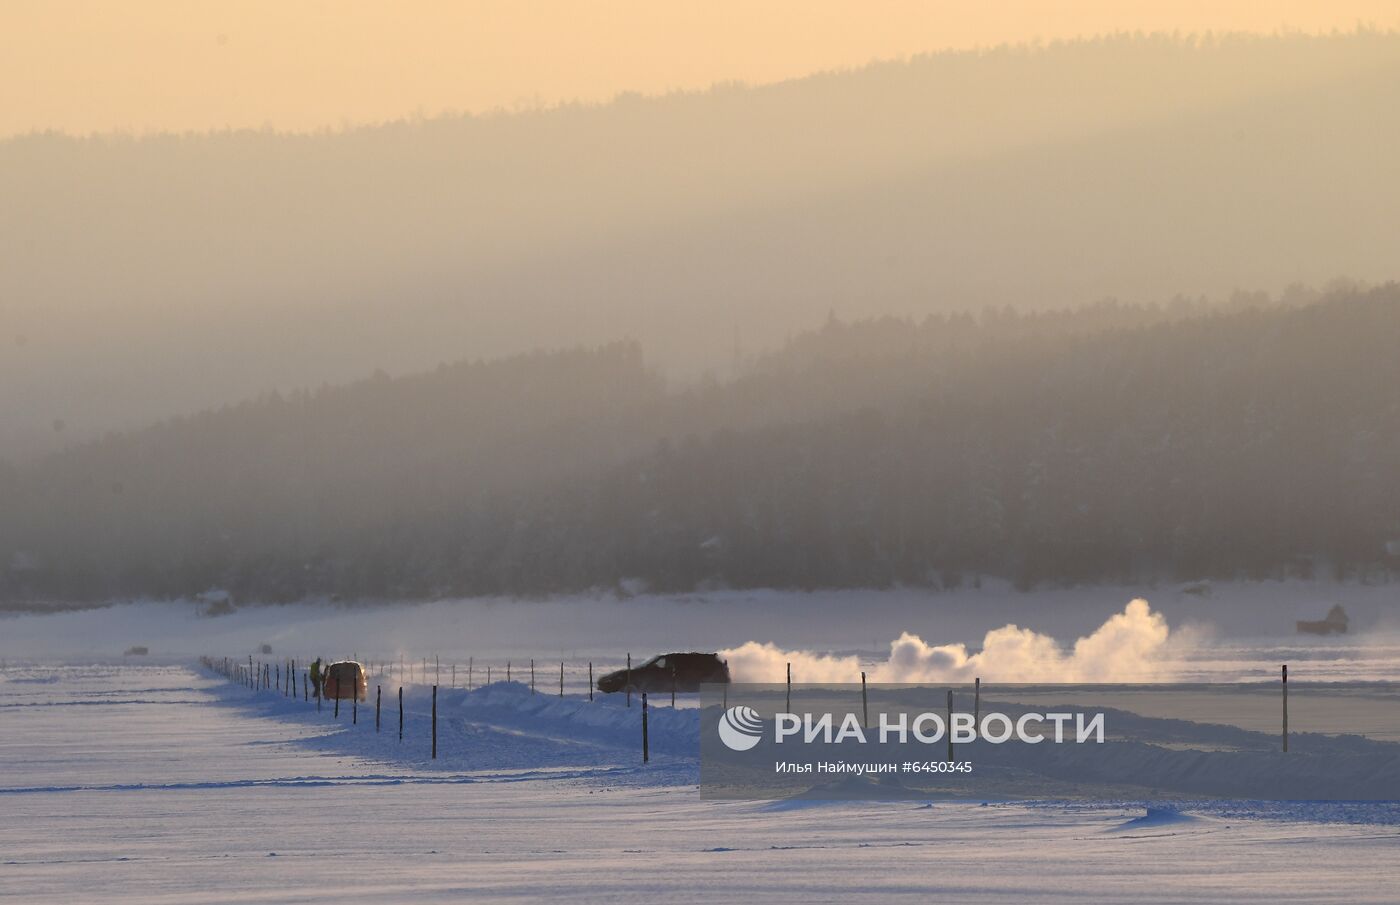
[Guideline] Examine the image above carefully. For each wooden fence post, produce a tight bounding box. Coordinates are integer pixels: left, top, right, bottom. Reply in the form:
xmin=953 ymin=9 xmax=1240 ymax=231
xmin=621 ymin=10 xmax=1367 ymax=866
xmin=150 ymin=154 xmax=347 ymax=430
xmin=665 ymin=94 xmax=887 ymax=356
xmin=432 ymin=684 xmax=438 ymax=760
xmin=399 ymin=686 xmax=404 ymax=741
xmin=334 ymin=689 xmax=340 ymax=719
xmin=589 ymin=663 xmax=593 ymax=702
xmin=1282 ymin=664 xmax=1289 ymax=753
xmin=946 ymin=689 xmax=953 ymax=762
xmin=507 ymin=661 xmax=511 ymax=683
xmin=642 ymin=693 xmax=649 ymax=763
xmin=560 ymin=662 xmax=564 ymax=697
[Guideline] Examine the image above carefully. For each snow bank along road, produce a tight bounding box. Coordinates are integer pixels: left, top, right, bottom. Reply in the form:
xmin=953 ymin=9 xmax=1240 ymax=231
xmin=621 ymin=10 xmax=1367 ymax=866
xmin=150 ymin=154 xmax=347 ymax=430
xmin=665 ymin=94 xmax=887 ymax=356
xmin=1 ymin=664 xmax=1398 ymax=903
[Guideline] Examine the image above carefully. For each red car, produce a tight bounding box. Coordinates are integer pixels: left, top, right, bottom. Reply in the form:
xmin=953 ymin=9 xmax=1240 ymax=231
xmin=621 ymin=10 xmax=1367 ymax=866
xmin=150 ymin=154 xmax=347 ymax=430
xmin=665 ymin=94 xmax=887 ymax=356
xmin=322 ymin=661 xmax=368 ymax=701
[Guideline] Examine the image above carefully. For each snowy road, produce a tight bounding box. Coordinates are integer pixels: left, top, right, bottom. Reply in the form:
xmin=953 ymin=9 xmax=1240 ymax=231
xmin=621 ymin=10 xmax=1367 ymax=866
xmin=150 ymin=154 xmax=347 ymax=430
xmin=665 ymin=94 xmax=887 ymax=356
xmin=2 ymin=664 xmax=1398 ymax=903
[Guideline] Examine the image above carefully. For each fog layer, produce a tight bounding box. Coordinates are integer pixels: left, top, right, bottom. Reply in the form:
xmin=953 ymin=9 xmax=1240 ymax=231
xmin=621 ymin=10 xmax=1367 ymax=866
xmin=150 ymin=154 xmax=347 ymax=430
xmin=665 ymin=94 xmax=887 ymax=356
xmin=6 ymin=286 xmax=1398 ymax=602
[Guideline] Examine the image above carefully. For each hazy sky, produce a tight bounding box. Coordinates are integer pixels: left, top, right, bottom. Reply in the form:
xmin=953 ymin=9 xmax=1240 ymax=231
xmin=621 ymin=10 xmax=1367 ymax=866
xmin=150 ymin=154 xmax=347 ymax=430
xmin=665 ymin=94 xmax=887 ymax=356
xmin=5 ymin=0 xmax=1398 ymax=137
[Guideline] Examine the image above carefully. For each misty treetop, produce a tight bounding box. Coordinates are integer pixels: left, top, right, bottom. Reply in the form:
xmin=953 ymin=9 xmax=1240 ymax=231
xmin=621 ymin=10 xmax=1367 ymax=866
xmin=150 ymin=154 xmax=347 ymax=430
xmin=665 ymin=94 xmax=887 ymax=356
xmin=3 ymin=284 xmax=1398 ymax=603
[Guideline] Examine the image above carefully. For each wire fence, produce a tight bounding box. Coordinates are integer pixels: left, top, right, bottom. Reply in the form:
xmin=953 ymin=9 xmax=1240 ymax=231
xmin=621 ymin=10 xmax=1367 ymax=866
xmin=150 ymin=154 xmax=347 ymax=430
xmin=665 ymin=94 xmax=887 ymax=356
xmin=198 ymin=655 xmax=1300 ymax=769
xmin=198 ymin=652 xmax=670 ymax=762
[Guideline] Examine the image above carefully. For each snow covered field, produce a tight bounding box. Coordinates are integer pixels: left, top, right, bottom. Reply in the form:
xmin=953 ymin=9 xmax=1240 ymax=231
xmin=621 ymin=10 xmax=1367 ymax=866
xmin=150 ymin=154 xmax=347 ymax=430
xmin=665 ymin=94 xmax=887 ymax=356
xmin=2 ymin=660 xmax=1398 ymax=903
xmin=3 ymin=583 xmax=1399 ymax=902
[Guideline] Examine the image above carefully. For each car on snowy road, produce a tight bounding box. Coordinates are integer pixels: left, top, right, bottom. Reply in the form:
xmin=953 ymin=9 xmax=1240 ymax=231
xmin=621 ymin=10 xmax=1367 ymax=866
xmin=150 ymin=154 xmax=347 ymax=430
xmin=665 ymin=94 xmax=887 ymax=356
xmin=322 ymin=660 xmax=368 ymax=701
xmin=596 ymin=652 xmax=729 ymax=694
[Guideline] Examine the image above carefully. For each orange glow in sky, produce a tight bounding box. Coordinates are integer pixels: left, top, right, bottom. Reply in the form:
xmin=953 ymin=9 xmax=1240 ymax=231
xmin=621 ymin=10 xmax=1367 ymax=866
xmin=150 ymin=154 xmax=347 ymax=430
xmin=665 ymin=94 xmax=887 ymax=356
xmin=4 ymin=1 xmax=1398 ymax=136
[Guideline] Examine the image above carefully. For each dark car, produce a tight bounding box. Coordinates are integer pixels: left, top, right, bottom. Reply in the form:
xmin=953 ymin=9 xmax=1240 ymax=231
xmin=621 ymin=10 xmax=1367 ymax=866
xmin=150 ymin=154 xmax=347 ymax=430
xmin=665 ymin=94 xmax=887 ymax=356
xmin=597 ymin=652 xmax=730 ymax=694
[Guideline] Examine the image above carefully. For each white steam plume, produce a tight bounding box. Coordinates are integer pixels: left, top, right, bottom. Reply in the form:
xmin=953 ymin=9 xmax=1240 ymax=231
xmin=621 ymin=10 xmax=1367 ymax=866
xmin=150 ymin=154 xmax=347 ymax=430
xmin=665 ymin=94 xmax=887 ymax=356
xmin=721 ymin=599 xmax=1172 ymax=684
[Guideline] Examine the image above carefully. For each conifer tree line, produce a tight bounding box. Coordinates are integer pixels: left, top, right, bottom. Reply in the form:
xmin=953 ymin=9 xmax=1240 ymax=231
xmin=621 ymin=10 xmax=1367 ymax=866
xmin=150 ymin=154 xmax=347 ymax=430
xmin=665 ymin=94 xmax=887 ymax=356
xmin=3 ymin=284 xmax=1398 ymax=603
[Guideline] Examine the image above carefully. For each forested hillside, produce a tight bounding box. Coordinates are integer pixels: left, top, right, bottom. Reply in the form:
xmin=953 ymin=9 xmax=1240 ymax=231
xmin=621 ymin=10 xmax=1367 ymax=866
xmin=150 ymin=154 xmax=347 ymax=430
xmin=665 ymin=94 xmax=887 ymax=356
xmin=5 ymin=285 xmax=1398 ymax=602
xmin=6 ymin=31 xmax=1400 ymax=459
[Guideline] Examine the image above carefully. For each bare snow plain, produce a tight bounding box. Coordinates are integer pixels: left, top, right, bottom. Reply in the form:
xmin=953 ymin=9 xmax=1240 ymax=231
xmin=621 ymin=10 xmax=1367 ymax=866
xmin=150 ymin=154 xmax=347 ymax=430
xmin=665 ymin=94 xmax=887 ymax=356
xmin=3 ymin=582 xmax=1400 ymax=903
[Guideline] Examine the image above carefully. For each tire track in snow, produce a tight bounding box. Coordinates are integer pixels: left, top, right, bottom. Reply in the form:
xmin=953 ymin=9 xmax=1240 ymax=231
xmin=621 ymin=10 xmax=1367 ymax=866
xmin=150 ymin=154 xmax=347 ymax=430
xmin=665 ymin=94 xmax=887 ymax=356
xmin=0 ymin=765 xmax=645 ymax=796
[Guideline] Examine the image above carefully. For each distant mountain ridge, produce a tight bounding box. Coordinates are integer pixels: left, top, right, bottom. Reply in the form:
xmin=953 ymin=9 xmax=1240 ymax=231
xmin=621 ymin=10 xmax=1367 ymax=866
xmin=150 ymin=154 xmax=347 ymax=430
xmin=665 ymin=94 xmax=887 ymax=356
xmin=4 ymin=31 xmax=1400 ymax=458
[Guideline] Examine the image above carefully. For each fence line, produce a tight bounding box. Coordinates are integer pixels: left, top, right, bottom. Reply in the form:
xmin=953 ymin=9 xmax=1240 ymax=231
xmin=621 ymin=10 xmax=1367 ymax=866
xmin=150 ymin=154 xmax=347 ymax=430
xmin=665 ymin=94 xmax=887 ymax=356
xmin=197 ymin=650 xmax=688 ymax=765
xmin=208 ymin=653 xmax=1212 ymax=766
